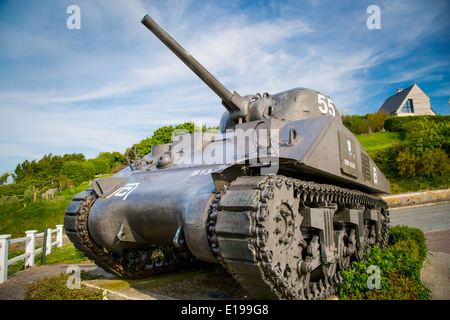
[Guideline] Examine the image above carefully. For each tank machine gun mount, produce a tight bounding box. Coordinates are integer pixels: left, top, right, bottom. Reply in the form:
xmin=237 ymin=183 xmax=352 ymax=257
xmin=64 ymin=13 xmax=390 ymax=300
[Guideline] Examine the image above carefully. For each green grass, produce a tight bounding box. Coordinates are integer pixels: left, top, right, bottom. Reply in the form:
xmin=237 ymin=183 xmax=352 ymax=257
xmin=7 ymin=243 xmax=91 ymax=276
xmin=356 ymin=131 xmax=404 ymax=153
xmin=25 ymin=272 xmax=105 ymax=300
xmin=1 ymin=181 xmax=96 ymax=278
xmin=42 ymin=242 xmax=90 ymax=265
xmin=0 ymin=183 xmax=90 ymax=238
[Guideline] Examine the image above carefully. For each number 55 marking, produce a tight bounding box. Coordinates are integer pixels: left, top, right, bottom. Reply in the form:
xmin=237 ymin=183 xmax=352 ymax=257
xmin=317 ymin=93 xmax=336 ymax=116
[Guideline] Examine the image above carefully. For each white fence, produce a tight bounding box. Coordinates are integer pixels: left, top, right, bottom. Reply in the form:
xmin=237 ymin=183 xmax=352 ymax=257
xmin=0 ymin=225 xmax=64 ymax=283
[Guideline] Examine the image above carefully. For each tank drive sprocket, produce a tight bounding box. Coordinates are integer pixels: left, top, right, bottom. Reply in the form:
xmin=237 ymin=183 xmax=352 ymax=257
xmin=208 ymin=175 xmax=389 ymax=300
xmin=64 ymin=188 xmax=200 ymax=279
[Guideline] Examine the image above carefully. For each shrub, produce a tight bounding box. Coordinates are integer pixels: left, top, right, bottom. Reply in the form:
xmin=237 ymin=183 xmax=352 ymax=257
xmin=23 ymin=186 xmax=37 ymax=203
xmin=342 ymin=111 xmax=390 ymax=134
xmin=367 ymin=110 xmax=390 ymax=133
xmin=337 ymin=225 xmax=431 ymax=300
xmin=95 ymin=151 xmax=126 ymax=169
xmin=342 ymin=114 xmax=369 ymax=134
xmin=384 ymin=115 xmax=450 ymax=133
xmin=133 ymin=122 xmax=219 ymax=156
xmin=61 ymin=161 xmax=95 ymax=185
xmin=389 ymin=225 xmax=428 ymax=261
xmin=58 ymin=175 xmax=74 ymax=190
xmin=88 ymin=158 xmax=110 ymax=175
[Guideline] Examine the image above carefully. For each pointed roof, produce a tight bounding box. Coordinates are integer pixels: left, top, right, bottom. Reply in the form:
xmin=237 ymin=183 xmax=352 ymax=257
xmin=379 ymin=84 xmax=415 ymax=115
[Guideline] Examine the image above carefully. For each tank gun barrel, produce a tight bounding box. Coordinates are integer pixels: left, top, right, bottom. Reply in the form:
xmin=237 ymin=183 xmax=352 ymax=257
xmin=141 ymin=14 xmax=244 ymax=113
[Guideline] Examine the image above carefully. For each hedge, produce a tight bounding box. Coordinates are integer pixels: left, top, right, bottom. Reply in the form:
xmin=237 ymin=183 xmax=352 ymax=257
xmin=61 ymin=161 xmax=95 ymax=185
xmin=384 ymin=115 xmax=450 ymax=132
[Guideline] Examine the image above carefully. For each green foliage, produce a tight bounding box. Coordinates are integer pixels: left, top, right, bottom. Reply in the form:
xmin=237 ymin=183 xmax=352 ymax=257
xmin=133 ymin=122 xmax=195 ymax=156
xmin=0 ymin=179 xmax=43 ymax=197
xmin=0 ymin=182 xmax=91 ymax=238
xmin=13 ymin=153 xmax=84 ymax=184
xmin=367 ymin=110 xmax=391 ymax=132
xmin=133 ymin=122 xmax=219 ymax=156
xmin=25 ymin=272 xmax=104 ymax=300
xmin=0 ymin=173 xmax=10 ymax=186
xmin=337 ymin=226 xmax=431 ymax=300
xmin=61 ymin=161 xmax=95 ymax=186
xmin=389 ymin=225 xmax=428 ymax=261
xmin=372 ymin=117 xmax=450 ymax=192
xmin=342 ymin=114 xmax=369 ymax=134
xmin=23 ymin=186 xmax=37 ymax=203
xmin=384 ymin=115 xmax=450 ymax=133
xmin=96 ymin=151 xmax=126 ymax=169
xmin=88 ymin=158 xmax=110 ymax=175
xmin=342 ymin=110 xmax=390 ymax=134
xmin=396 ymin=148 xmax=450 ymax=178
xmin=1 ymin=150 xmax=126 ymax=199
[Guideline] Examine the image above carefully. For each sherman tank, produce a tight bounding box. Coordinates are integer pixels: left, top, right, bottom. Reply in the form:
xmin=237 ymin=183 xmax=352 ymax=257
xmin=64 ymin=14 xmax=390 ymax=300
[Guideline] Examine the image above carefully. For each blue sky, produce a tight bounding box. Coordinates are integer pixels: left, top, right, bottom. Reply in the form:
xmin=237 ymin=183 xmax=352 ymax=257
xmin=0 ymin=0 xmax=449 ymax=175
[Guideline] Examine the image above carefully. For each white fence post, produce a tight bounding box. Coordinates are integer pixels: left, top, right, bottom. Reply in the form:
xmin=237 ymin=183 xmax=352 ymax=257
xmin=25 ymin=230 xmax=37 ymax=267
xmin=56 ymin=225 xmax=63 ymax=247
xmin=46 ymin=228 xmax=52 ymax=255
xmin=0 ymin=234 xmax=11 ymax=283
xmin=0 ymin=225 xmax=66 ymax=283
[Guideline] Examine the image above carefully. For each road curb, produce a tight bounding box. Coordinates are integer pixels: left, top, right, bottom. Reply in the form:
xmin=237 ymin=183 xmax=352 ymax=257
xmin=382 ymin=189 xmax=450 ymax=208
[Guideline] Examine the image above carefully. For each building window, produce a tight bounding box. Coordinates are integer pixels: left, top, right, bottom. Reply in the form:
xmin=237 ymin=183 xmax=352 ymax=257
xmin=401 ymin=99 xmax=414 ymax=113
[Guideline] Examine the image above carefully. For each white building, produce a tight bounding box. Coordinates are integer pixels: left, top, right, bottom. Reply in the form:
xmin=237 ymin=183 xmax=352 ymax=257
xmin=378 ymin=84 xmax=436 ymax=116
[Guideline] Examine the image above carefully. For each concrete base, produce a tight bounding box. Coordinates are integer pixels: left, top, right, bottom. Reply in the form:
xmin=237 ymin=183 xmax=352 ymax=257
xmin=82 ymin=265 xmax=248 ymax=300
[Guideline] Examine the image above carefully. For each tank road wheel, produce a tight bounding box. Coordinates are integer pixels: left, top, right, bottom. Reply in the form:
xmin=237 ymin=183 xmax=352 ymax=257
xmin=64 ymin=188 xmax=200 ymax=279
xmin=334 ymin=230 xmax=352 ymax=271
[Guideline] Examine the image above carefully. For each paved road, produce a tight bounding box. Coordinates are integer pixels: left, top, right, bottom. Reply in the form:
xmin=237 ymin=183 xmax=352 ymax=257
xmin=389 ymin=202 xmax=450 ymax=232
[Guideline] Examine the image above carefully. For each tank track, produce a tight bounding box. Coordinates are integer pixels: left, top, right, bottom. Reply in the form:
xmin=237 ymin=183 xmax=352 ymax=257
xmin=64 ymin=188 xmax=200 ymax=279
xmin=208 ymin=175 xmax=390 ymax=300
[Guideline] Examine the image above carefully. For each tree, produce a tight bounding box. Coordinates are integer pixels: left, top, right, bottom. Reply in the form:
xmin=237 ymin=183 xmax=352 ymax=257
xmin=61 ymin=161 xmax=95 ymax=185
xmin=342 ymin=114 xmax=369 ymax=134
xmin=0 ymin=173 xmax=9 ymax=186
xmin=133 ymin=122 xmax=219 ymax=156
xmin=367 ymin=110 xmax=390 ymax=133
